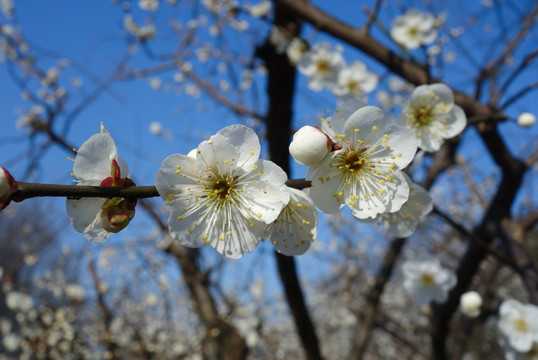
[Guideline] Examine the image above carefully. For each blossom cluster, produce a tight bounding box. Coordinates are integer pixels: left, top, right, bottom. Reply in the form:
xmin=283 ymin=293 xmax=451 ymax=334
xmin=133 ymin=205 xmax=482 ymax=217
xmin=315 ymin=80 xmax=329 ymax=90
xmin=289 ymin=81 xmax=466 ymax=237
xmin=296 ymin=42 xmax=378 ymax=100
xmin=0 ymin=79 xmax=471 ymax=259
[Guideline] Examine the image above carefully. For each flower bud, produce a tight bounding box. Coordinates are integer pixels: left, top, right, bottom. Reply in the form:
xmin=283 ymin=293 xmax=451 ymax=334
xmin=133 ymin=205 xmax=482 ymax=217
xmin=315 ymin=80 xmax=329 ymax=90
xmin=100 ymin=198 xmax=136 ymax=233
xmin=517 ymin=112 xmax=536 ymax=128
xmin=289 ymin=126 xmax=332 ymax=166
xmin=0 ymin=167 xmax=18 ymax=211
xmin=459 ymin=291 xmax=482 ymax=318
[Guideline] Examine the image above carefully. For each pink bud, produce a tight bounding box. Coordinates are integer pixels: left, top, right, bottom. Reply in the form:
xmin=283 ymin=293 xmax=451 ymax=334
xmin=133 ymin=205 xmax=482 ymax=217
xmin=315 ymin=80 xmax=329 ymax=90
xmin=100 ymin=198 xmax=136 ymax=233
xmin=0 ymin=167 xmax=18 ymax=211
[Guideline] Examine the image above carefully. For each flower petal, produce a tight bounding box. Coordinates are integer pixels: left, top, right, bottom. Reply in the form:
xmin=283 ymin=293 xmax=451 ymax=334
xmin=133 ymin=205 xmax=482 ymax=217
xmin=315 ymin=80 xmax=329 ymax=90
xmin=66 ymin=198 xmax=104 ymax=233
xmin=217 ymin=124 xmax=261 ymax=168
xmin=73 ymin=133 xmax=117 ymax=182
xmin=267 ymin=187 xmax=317 ymax=256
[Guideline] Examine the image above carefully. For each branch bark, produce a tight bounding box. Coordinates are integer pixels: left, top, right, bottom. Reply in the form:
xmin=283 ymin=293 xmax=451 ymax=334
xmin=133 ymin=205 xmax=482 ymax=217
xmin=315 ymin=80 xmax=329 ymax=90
xmin=256 ymin=2 xmax=324 ymax=359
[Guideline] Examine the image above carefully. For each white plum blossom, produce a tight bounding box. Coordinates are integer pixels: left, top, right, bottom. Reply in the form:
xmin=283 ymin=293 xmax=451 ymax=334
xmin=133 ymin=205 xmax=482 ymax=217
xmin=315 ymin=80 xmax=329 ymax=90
xmin=124 ymin=14 xmax=156 ymax=41
xmin=286 ymin=37 xmax=308 ymax=65
xmin=370 ymin=173 xmax=433 ymax=237
xmin=138 ymin=0 xmax=159 ymax=11
xmin=66 ymin=124 xmax=136 ymax=242
xmin=269 ymin=25 xmax=289 ymax=54
xmin=459 ymin=291 xmax=483 ymax=318
xmin=298 ymin=42 xmax=345 ymax=92
xmin=333 ymin=61 xmax=378 ymax=99
xmin=245 ymin=0 xmax=271 ymax=17
xmin=0 ymin=0 xmax=14 ymax=19
xmin=498 ymin=299 xmax=538 ymax=353
xmin=289 ymin=126 xmax=333 ymax=166
xmin=399 ymin=83 xmax=467 ymax=152
xmin=391 ymin=9 xmax=438 ymax=49
xmin=265 ymin=187 xmax=318 ymax=256
xmin=6 ymin=291 xmax=34 ymax=312
xmin=517 ymin=112 xmax=536 ymax=128
xmin=2 ymin=334 xmax=19 ymax=352
xmin=155 ymin=124 xmax=289 ymax=259
xmin=306 ymin=99 xmax=417 ymax=219
xmin=402 ymin=258 xmax=456 ymax=306
xmin=65 ymin=284 xmax=86 ymax=302
xmin=0 ymin=166 xmax=17 ymax=211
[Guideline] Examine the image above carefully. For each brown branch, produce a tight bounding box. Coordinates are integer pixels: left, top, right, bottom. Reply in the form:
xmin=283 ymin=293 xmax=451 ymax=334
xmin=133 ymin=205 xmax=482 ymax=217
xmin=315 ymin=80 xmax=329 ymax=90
xmin=272 ymin=0 xmax=501 ymax=120
xmin=348 ymin=237 xmax=406 ymax=360
xmin=10 ymin=180 xmax=312 ymax=203
xmin=500 ymin=81 xmax=538 ymax=110
xmin=361 ymin=0 xmax=384 ymax=33
xmin=478 ymin=4 xmax=538 ymax=103
xmin=257 ymin=3 xmax=324 ymax=359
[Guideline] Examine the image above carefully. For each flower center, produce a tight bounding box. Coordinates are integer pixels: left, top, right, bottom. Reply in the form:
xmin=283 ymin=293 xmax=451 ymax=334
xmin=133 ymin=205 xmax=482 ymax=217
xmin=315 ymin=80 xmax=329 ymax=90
xmin=213 ymin=180 xmax=233 ymax=200
xmin=339 ymin=148 xmax=369 ymax=173
xmin=316 ymin=59 xmax=331 ymax=74
xmin=407 ymin=26 xmax=419 ymax=38
xmin=420 ymin=273 xmax=435 ymax=286
xmin=206 ymin=175 xmax=238 ymax=202
xmin=513 ymin=318 xmax=529 ymax=332
xmin=409 ymin=105 xmax=435 ymax=127
xmin=347 ymin=79 xmax=359 ymax=92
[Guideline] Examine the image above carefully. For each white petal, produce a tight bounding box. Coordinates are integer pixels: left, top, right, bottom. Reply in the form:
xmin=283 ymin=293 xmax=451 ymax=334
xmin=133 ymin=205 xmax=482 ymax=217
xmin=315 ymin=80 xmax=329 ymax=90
xmin=83 ymin=215 xmax=111 ymax=243
xmin=73 ymin=133 xmax=118 ymax=182
xmin=238 ymin=181 xmax=286 ymax=224
xmin=217 ymin=124 xmax=261 ymax=168
xmin=411 ymin=84 xmax=454 ymax=111
xmin=167 ymin=206 xmax=207 ymax=248
xmin=66 ymin=198 xmax=104 ymax=233
xmin=155 ymin=154 xmax=201 ymax=201
xmin=343 ymin=106 xmax=386 ymax=144
xmin=197 ymin=134 xmax=240 ymax=176
xmin=442 ymin=105 xmax=467 ymax=138
xmin=378 ymin=124 xmax=418 ymax=169
xmin=307 ymin=156 xmax=346 ymax=214
xmin=321 ymin=98 xmax=368 ymax=137
xmin=268 ymin=187 xmax=317 ymax=256
xmin=209 ymin=209 xmax=263 ymax=259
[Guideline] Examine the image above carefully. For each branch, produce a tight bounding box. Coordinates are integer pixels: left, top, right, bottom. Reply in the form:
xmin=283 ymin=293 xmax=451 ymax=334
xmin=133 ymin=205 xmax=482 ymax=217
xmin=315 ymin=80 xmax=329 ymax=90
xmin=258 ymin=3 xmax=324 ymax=359
xmin=10 ymin=179 xmax=312 ymax=203
xmin=348 ymin=237 xmax=406 ymax=359
xmin=272 ymin=0 xmax=502 ymax=119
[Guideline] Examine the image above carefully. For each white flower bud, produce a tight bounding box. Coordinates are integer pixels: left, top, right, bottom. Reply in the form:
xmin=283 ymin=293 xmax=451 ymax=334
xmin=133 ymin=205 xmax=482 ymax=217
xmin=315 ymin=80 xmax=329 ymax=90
xmin=459 ymin=291 xmax=482 ymax=318
xmin=517 ymin=112 xmax=536 ymax=128
xmin=289 ymin=126 xmax=332 ymax=166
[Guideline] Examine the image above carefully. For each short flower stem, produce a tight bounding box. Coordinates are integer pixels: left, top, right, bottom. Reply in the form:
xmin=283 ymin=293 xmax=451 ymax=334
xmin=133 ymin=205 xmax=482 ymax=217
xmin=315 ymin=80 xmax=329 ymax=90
xmin=11 ymin=180 xmax=313 ymax=202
